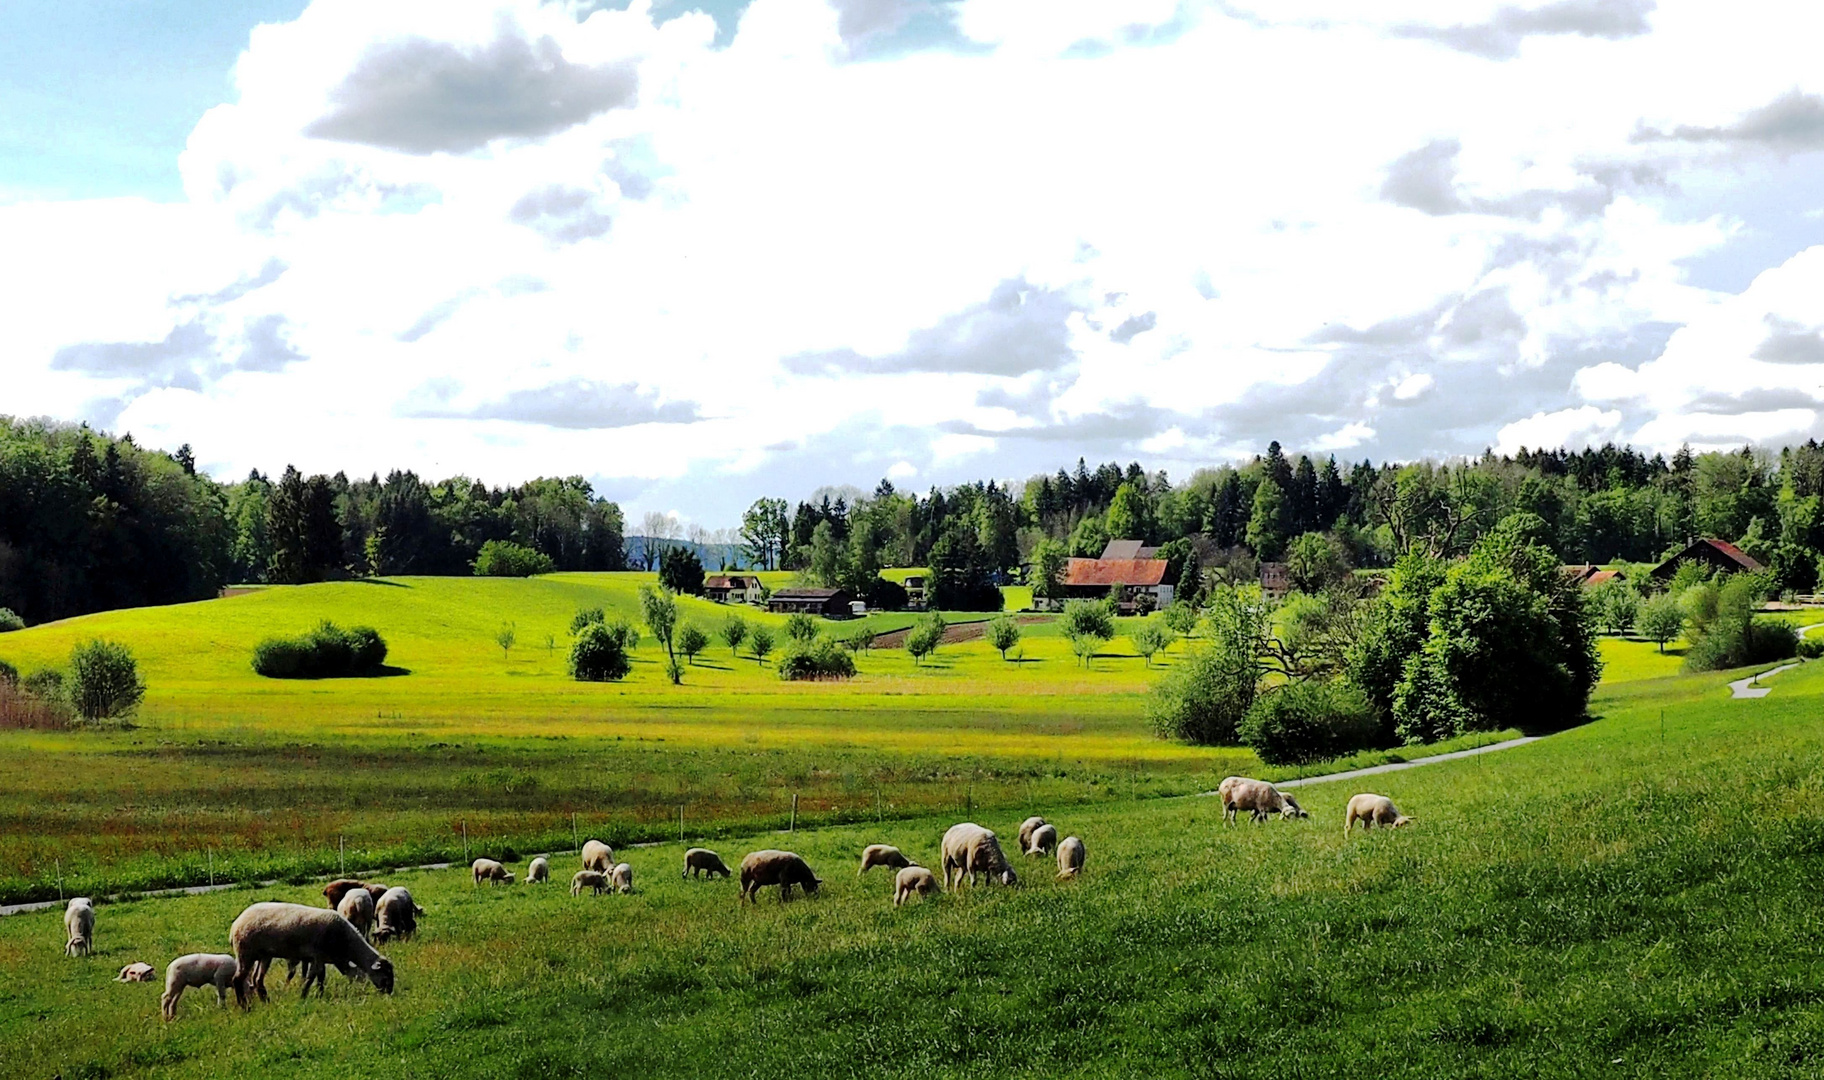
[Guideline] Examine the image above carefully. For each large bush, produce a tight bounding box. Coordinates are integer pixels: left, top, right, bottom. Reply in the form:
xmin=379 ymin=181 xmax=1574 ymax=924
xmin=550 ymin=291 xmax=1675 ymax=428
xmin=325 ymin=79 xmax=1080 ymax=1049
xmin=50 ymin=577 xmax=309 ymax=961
xmin=68 ymin=639 xmax=146 ymax=721
xmin=252 ymin=622 xmax=388 ymax=678
xmin=776 ymin=637 xmax=857 ymax=681
xmin=472 ymin=540 xmax=555 ymax=577
xmin=569 ymin=622 xmax=633 ymax=681
xmin=1144 ymin=586 xmax=1268 ymax=744
xmin=658 ymin=547 xmax=706 ymax=595
xmin=0 ymin=607 xmax=23 ymax=632
xmin=859 ymin=576 xmax=909 ymax=612
xmin=1237 ymin=679 xmax=1379 ymax=764
xmin=1684 ymin=574 xmax=1797 ymax=671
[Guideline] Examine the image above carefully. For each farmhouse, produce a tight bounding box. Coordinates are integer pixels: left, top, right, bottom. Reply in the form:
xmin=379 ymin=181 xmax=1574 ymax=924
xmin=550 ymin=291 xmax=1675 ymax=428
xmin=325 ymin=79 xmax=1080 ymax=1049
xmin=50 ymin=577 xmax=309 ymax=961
xmin=1648 ymin=538 xmax=1763 ymax=585
xmin=902 ymin=575 xmax=928 ymax=610
xmin=1052 ymin=557 xmax=1172 ymax=613
xmin=1259 ymin=562 xmax=1291 ymax=599
xmin=704 ymin=574 xmax=763 ymax=604
xmin=766 ymin=587 xmax=856 ymax=618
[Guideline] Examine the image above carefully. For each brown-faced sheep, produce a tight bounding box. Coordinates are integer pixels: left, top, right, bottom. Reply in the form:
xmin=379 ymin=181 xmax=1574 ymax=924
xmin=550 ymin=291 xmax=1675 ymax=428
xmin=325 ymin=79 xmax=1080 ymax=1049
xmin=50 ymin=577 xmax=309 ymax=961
xmin=64 ymin=897 xmax=94 ymax=957
xmin=472 ymin=858 xmax=514 ymax=886
xmin=571 ymin=870 xmax=609 ymax=896
xmin=893 ymin=866 xmax=940 ymax=907
xmin=683 ymin=848 xmax=731 ymax=879
xmin=228 ymin=902 xmax=393 ymax=1007
xmin=373 ymin=887 xmax=423 ymax=944
xmin=1056 ymin=836 xmax=1086 ymax=879
xmin=940 ymin=823 xmax=1018 ymax=889
xmin=116 ymin=962 xmax=156 ymax=982
xmin=1017 ymin=816 xmax=1047 ymax=853
xmin=322 ymin=880 xmax=389 ymax=908
xmin=1025 ymin=823 xmax=1058 ymax=856
xmin=1344 ymin=793 xmax=1413 ymax=833
xmin=525 ymin=856 xmax=550 ymax=884
xmin=739 ymin=850 xmax=822 ymax=903
xmin=336 ymin=885 xmax=376 ymax=940
xmin=1218 ymin=776 xmax=1308 ymax=824
xmin=611 ymin=862 xmax=635 ymax=895
xmin=581 ymin=839 xmax=614 ymax=873
xmin=161 ymin=953 xmax=236 ymax=1020
xmin=858 ymin=844 xmax=911 ymax=875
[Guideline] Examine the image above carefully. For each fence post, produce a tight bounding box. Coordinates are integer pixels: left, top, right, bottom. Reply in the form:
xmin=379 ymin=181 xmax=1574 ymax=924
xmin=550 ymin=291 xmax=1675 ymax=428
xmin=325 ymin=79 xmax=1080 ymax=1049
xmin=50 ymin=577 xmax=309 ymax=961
xmin=572 ymin=813 xmax=580 ymax=853
xmin=208 ymin=849 xmax=215 ymax=888
xmin=790 ymin=794 xmax=798 ymax=833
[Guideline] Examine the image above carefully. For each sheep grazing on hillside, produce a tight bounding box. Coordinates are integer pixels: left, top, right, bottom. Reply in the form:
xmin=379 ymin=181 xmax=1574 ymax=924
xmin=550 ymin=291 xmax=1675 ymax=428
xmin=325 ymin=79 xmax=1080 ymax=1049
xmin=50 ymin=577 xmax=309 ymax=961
xmin=572 ymin=870 xmax=609 ymax=896
xmin=472 ymin=858 xmax=514 ymax=886
xmin=581 ymin=839 xmax=614 ymax=873
xmin=1218 ymin=776 xmax=1308 ymax=825
xmin=525 ymin=856 xmax=550 ymax=884
xmin=322 ymin=880 xmax=389 ymax=908
xmin=893 ymin=866 xmax=940 ymax=907
xmin=1056 ymin=836 xmax=1086 ymax=879
xmin=228 ymin=902 xmax=394 ymax=1007
xmin=64 ymin=897 xmax=94 ymax=957
xmin=373 ymin=887 xmax=424 ymax=944
xmin=1344 ymin=793 xmax=1414 ymax=834
xmin=1017 ymin=816 xmax=1047 ymax=854
xmin=161 ymin=953 xmax=236 ymax=1020
xmin=858 ymin=844 xmax=911 ymax=875
xmin=683 ymin=848 xmax=731 ymax=879
xmin=940 ymin=823 xmax=1018 ymax=890
xmin=611 ymin=863 xmax=635 ymax=895
xmin=337 ymin=886 xmax=376 ymax=940
xmin=739 ymin=850 xmax=822 ymax=904
xmin=1026 ymin=823 xmax=1059 ymax=857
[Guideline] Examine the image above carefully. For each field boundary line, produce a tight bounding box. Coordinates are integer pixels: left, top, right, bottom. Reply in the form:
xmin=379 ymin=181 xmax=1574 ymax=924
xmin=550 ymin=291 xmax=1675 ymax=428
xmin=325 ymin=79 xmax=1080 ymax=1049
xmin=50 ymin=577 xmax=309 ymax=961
xmin=1196 ymin=735 xmax=1542 ymax=797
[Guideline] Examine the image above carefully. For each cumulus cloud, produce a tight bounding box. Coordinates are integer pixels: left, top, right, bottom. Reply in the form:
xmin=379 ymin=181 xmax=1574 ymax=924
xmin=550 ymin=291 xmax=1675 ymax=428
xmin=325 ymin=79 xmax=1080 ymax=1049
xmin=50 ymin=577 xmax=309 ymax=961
xmin=1752 ymin=317 xmax=1824 ymax=364
xmin=1634 ymin=90 xmax=1824 ymax=153
xmin=509 ymin=184 xmax=616 ymax=242
xmin=784 ymin=279 xmax=1083 ymax=377
xmin=406 ymin=378 xmax=700 ymax=429
xmin=1495 ymin=405 xmax=1623 ymax=454
xmin=1108 ymin=311 xmax=1157 ymax=344
xmin=1393 ymin=0 xmax=1655 ymax=61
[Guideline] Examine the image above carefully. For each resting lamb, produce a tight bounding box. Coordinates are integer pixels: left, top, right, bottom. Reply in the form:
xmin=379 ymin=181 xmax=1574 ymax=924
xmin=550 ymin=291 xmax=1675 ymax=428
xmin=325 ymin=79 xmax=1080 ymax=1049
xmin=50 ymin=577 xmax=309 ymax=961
xmin=116 ymin=962 xmax=156 ymax=982
xmin=739 ymin=850 xmax=822 ymax=903
xmin=940 ymin=823 xmax=1018 ymax=889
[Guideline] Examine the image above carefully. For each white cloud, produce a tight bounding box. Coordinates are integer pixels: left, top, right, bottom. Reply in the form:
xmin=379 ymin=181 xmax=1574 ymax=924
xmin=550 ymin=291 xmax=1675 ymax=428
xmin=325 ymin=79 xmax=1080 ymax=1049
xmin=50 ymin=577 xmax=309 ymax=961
xmin=1392 ymin=372 xmax=1435 ymax=400
xmin=1495 ymin=406 xmax=1623 ymax=454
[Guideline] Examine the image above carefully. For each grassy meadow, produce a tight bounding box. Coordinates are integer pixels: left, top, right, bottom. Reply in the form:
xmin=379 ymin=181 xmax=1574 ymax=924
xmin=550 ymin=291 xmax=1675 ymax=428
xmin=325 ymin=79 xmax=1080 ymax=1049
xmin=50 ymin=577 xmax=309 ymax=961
xmin=7 ymin=650 xmax=1824 ymax=1077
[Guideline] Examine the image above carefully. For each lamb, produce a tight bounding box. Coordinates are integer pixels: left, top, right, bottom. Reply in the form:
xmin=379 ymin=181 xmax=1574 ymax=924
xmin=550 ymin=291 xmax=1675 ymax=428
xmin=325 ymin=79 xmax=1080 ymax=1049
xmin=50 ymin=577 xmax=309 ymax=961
xmin=858 ymin=844 xmax=911 ymax=875
xmin=738 ymin=850 xmax=822 ymax=903
xmin=525 ymin=856 xmax=550 ymax=884
xmin=1218 ymin=776 xmax=1308 ymax=824
xmin=940 ymin=823 xmax=1018 ymax=889
xmin=581 ymin=839 xmax=614 ymax=873
xmin=1025 ymin=823 xmax=1058 ymax=856
xmin=893 ymin=866 xmax=940 ymax=907
xmin=161 ymin=953 xmax=236 ymax=1020
xmin=336 ymin=885 xmax=376 ymax=940
xmin=1056 ymin=836 xmax=1086 ymax=879
xmin=472 ymin=858 xmax=515 ymax=886
xmin=373 ymin=887 xmax=423 ymax=944
xmin=611 ymin=862 xmax=635 ymax=895
xmin=64 ymin=897 xmax=94 ymax=957
xmin=572 ymin=870 xmax=609 ymax=896
xmin=1017 ymin=816 xmax=1047 ymax=854
xmin=683 ymin=848 xmax=731 ymax=879
xmin=322 ymin=880 xmax=390 ymax=908
xmin=228 ymin=901 xmax=394 ymax=1007
xmin=1344 ymin=793 xmax=1414 ymax=834
xmin=116 ymin=962 xmax=156 ymax=982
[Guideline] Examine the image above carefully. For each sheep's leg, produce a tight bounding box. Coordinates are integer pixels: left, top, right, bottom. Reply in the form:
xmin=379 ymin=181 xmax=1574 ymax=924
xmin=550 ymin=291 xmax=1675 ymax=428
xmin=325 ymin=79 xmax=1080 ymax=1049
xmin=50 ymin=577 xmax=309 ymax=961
xmin=162 ymin=985 xmax=182 ymax=1021
xmin=214 ymin=982 xmax=228 ymax=1006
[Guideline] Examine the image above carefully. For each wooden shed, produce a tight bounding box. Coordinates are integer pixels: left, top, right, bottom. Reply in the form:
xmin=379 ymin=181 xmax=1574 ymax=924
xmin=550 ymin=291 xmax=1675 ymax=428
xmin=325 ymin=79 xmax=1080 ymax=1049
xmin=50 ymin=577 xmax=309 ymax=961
xmin=765 ymin=587 xmax=856 ymax=618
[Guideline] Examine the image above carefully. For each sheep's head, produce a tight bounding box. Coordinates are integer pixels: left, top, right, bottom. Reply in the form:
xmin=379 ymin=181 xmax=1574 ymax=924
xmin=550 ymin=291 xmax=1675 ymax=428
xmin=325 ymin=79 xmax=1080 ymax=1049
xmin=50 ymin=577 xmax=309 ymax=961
xmin=369 ymin=957 xmax=395 ymax=994
xmin=998 ymin=867 xmax=1020 ymax=887
xmin=1280 ymin=796 xmax=1309 ymax=820
xmin=1392 ymin=815 xmax=1413 ymax=828
xmin=804 ymin=876 xmax=823 ymax=895
xmin=503 ymin=872 xmax=516 ymax=884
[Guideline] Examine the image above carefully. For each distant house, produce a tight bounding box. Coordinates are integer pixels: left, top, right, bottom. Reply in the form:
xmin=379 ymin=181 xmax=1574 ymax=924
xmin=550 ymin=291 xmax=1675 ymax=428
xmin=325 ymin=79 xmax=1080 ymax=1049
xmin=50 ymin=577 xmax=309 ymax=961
xmin=1259 ymin=562 xmax=1291 ymax=600
xmin=704 ymin=574 xmax=763 ymax=605
xmin=1649 ymin=538 xmax=1764 ymax=585
xmin=1099 ymin=539 xmax=1161 ymax=561
xmin=766 ymin=587 xmax=856 ymax=618
xmin=902 ymin=575 xmax=928 ymax=610
xmin=1052 ymin=557 xmax=1172 ymax=613
xmin=1562 ymin=564 xmax=1602 ymax=584
xmin=1584 ymin=569 xmax=1627 ymax=587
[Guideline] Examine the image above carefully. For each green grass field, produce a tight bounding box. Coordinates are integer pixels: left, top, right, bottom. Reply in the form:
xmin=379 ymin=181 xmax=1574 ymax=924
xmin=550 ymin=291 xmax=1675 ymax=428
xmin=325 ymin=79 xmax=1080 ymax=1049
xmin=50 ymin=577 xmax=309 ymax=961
xmin=6 ymin=646 xmax=1824 ymax=1077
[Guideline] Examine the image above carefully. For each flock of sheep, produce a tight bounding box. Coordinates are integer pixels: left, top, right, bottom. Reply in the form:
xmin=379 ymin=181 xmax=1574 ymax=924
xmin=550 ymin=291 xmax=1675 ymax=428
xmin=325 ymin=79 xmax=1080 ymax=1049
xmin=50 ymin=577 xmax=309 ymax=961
xmin=63 ymin=776 xmax=1410 ymax=1020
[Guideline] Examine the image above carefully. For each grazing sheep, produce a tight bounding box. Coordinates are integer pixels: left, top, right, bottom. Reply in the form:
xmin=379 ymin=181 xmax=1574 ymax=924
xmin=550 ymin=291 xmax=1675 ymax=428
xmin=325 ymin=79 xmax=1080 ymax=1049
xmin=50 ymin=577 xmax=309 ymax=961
xmin=571 ymin=870 xmax=609 ymax=896
xmin=161 ymin=953 xmax=236 ymax=1020
xmin=472 ymin=858 xmax=515 ymax=886
xmin=322 ymin=880 xmax=389 ymax=908
xmin=64 ymin=897 xmax=94 ymax=957
xmin=525 ymin=856 xmax=550 ymax=884
xmin=1344 ymin=793 xmax=1414 ymax=834
xmin=1017 ymin=816 xmax=1047 ymax=854
xmin=336 ymin=886 xmax=376 ymax=940
xmin=373 ymin=887 xmax=423 ymax=944
xmin=611 ymin=862 xmax=635 ymax=895
xmin=940 ymin=823 xmax=1018 ymax=890
xmin=1056 ymin=836 xmax=1086 ymax=879
xmin=738 ymin=850 xmax=822 ymax=904
xmin=858 ymin=844 xmax=911 ymax=875
xmin=228 ymin=902 xmax=393 ymax=1007
xmin=1218 ymin=776 xmax=1308 ymax=824
xmin=116 ymin=962 xmax=156 ymax=982
xmin=893 ymin=866 xmax=940 ymax=907
xmin=1026 ymin=823 xmax=1058 ymax=857
xmin=581 ymin=839 xmax=614 ymax=873
xmin=683 ymin=848 xmax=731 ymax=879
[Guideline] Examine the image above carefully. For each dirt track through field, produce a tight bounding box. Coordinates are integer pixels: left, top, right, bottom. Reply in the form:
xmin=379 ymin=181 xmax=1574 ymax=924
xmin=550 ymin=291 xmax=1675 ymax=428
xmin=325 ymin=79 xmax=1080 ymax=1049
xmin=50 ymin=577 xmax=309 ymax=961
xmin=872 ymin=615 xmax=1048 ymax=649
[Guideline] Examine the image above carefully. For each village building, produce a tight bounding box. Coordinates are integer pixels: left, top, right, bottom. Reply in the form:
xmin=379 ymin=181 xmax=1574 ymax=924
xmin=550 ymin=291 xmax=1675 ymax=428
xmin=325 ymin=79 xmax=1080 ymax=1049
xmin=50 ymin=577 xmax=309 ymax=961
xmin=1050 ymin=557 xmax=1172 ymax=613
xmin=902 ymin=575 xmax=928 ymax=610
xmin=765 ymin=587 xmax=857 ymax=618
xmin=1258 ymin=562 xmax=1291 ymax=600
xmin=1648 ymin=538 xmax=1763 ymax=585
xmin=703 ymin=574 xmax=764 ymax=605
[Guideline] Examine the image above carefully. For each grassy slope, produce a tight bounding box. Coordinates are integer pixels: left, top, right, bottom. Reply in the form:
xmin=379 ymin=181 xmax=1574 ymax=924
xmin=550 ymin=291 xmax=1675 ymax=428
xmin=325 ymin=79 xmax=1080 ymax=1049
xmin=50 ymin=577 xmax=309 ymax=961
xmin=8 ymin=658 xmax=1824 ymax=1077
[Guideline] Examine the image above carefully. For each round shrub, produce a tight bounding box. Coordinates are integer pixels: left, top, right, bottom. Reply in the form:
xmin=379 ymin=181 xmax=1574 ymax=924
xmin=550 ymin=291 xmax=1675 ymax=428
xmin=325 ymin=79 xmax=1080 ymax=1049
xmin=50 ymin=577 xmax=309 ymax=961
xmin=252 ymin=622 xmax=389 ymax=678
xmin=472 ymin=540 xmax=556 ymax=577
xmin=68 ymin=639 xmax=146 ymax=721
xmin=0 ymin=607 xmax=23 ymax=632
xmin=776 ymin=637 xmax=857 ymax=681
xmin=1798 ymin=636 xmax=1824 ymax=660
xmin=569 ymin=622 xmax=632 ymax=682
xmin=22 ymin=668 xmax=64 ymax=700
xmin=1237 ymin=679 xmax=1380 ymax=765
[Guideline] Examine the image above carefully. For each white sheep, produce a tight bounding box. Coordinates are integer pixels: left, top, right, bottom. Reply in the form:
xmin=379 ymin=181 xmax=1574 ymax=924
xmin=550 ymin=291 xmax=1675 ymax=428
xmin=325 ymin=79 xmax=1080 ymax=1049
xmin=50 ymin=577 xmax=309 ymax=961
xmin=64 ymin=897 xmax=94 ymax=957
xmin=940 ymin=823 xmax=1018 ymax=889
xmin=683 ymin=848 xmax=731 ymax=879
xmin=337 ymin=885 xmax=376 ymax=940
xmin=472 ymin=858 xmax=515 ymax=886
xmin=1344 ymin=793 xmax=1413 ymax=834
xmin=525 ymin=856 xmax=550 ymax=884
xmin=858 ymin=844 xmax=911 ymax=875
xmin=228 ymin=902 xmax=394 ymax=1007
xmin=611 ymin=862 xmax=635 ymax=895
xmin=572 ymin=870 xmax=609 ymax=896
xmin=1017 ymin=816 xmax=1047 ymax=854
xmin=161 ymin=953 xmax=236 ymax=1020
xmin=1056 ymin=836 xmax=1086 ymax=879
xmin=1026 ymin=823 xmax=1058 ymax=857
xmin=738 ymin=850 xmax=822 ymax=903
xmin=373 ymin=887 xmax=423 ymax=944
xmin=581 ymin=839 xmax=614 ymax=873
xmin=116 ymin=962 xmax=156 ymax=982
xmin=1218 ymin=776 xmax=1308 ymax=824
xmin=893 ymin=866 xmax=940 ymax=907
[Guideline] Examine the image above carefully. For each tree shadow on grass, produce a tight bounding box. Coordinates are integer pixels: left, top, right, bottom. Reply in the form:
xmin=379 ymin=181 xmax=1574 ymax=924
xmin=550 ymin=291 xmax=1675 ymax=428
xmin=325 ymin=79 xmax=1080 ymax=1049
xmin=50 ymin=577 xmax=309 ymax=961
xmin=352 ymin=578 xmax=411 ymax=588
xmin=260 ymin=665 xmax=412 ymax=681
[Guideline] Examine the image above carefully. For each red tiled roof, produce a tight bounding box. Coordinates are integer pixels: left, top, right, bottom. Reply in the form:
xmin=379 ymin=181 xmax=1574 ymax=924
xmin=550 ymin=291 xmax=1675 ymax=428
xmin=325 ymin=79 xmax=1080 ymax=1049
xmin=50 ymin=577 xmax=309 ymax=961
xmin=705 ymin=575 xmax=756 ymax=589
xmin=1705 ymin=539 xmax=1762 ymax=570
xmin=1062 ymin=558 xmax=1168 ymax=587
xmin=771 ymin=587 xmax=847 ymax=599
xmin=1584 ymin=569 xmax=1626 ymax=586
